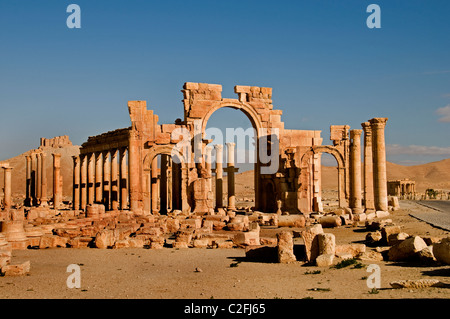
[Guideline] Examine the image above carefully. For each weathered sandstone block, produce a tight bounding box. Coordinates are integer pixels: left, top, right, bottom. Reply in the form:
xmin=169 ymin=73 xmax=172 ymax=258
xmin=300 ymin=224 xmax=323 ymax=262
xmin=317 ymin=233 xmax=336 ymax=256
xmin=433 ymin=237 xmax=450 ymax=265
xmin=319 ymin=216 xmax=341 ymax=228
xmin=277 ymin=231 xmax=296 ymax=263
xmin=388 ymin=236 xmax=427 ymax=261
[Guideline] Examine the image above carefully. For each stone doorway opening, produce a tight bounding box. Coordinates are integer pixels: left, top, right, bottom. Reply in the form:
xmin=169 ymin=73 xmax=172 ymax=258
xmin=147 ymin=153 xmax=183 ymax=215
xmin=204 ymin=107 xmax=256 ymax=212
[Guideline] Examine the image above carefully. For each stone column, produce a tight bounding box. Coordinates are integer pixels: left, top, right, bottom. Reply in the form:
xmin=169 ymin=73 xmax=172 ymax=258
xmin=102 ymin=151 xmax=111 ymax=210
xmin=111 ymin=149 xmax=119 ymax=210
xmin=369 ymin=117 xmax=389 ymax=211
xmin=25 ymin=155 xmax=32 ymax=206
xmin=95 ymin=152 xmax=103 ymax=204
xmin=73 ymin=156 xmax=80 ymax=210
xmin=226 ymin=142 xmax=236 ymax=211
xmin=31 ymin=152 xmax=37 ymax=206
xmin=80 ymin=154 xmax=87 ymax=210
xmin=87 ymin=153 xmax=95 ymax=205
xmin=36 ymin=152 xmax=42 ymax=204
xmin=349 ymin=129 xmax=363 ymax=213
xmin=3 ymin=166 xmax=12 ymax=209
xmin=214 ymin=144 xmax=224 ymax=210
xmin=52 ymin=153 xmax=62 ymax=209
xmin=119 ymin=148 xmax=128 ymax=210
xmin=205 ymin=145 xmax=213 ymax=190
xmin=361 ymin=122 xmax=375 ymax=211
xmin=151 ymin=156 xmax=158 ymax=214
xmin=39 ymin=152 xmax=48 ymax=207
xmin=160 ymin=155 xmax=168 ymax=214
xmin=128 ymin=130 xmax=142 ymax=213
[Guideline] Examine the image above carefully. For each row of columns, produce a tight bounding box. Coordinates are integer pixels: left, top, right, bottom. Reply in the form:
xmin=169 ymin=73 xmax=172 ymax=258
xmin=211 ymin=142 xmax=238 ymax=211
xmin=25 ymin=152 xmax=63 ymax=208
xmin=73 ymin=148 xmax=128 ymax=211
xmin=349 ymin=118 xmax=388 ymax=213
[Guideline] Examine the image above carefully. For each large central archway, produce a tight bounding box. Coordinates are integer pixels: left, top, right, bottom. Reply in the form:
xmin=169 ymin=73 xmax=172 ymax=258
xmin=204 ymin=106 xmax=257 ymax=210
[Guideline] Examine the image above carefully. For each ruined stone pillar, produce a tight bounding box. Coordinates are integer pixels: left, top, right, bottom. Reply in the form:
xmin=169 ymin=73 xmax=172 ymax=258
xmin=73 ymin=156 xmax=80 ymax=210
xmin=36 ymin=152 xmax=42 ymax=203
xmin=128 ymin=131 xmax=142 ymax=213
xmin=102 ymin=151 xmax=111 ymax=210
xmin=3 ymin=166 xmax=12 ymax=209
xmin=160 ymin=155 xmax=168 ymax=214
xmin=31 ymin=152 xmax=37 ymax=206
xmin=87 ymin=153 xmax=95 ymax=205
xmin=39 ymin=152 xmax=48 ymax=207
xmin=80 ymin=155 xmax=87 ymax=210
xmin=205 ymin=145 xmax=213 ymax=190
xmin=349 ymin=129 xmax=363 ymax=213
xmin=361 ymin=122 xmax=375 ymax=212
xmin=151 ymin=156 xmax=158 ymax=214
xmin=214 ymin=144 xmax=224 ymax=210
xmin=25 ymin=155 xmax=32 ymax=206
xmin=369 ymin=117 xmax=389 ymax=211
xmin=226 ymin=142 xmax=236 ymax=211
xmin=95 ymin=152 xmax=103 ymax=204
xmin=111 ymin=149 xmax=119 ymax=210
xmin=167 ymin=157 xmax=172 ymax=212
xmin=52 ymin=153 xmax=62 ymax=209
xmin=119 ymin=148 xmax=128 ymax=210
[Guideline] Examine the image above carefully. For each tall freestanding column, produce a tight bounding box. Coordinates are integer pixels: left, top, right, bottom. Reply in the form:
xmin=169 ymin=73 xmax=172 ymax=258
xmin=52 ymin=153 xmax=62 ymax=209
xmin=349 ymin=129 xmax=363 ymax=213
xmin=128 ymin=132 xmax=142 ymax=213
xmin=119 ymin=148 xmax=128 ymax=210
xmin=361 ymin=122 xmax=375 ymax=211
xmin=25 ymin=155 xmax=32 ymax=206
xmin=39 ymin=152 xmax=48 ymax=207
xmin=111 ymin=149 xmax=119 ymax=210
xmin=3 ymin=166 xmax=12 ymax=209
xmin=95 ymin=152 xmax=103 ymax=204
xmin=87 ymin=153 xmax=95 ymax=205
xmin=73 ymin=156 xmax=81 ymax=210
xmin=160 ymin=155 xmax=168 ymax=214
xmin=369 ymin=117 xmax=389 ymax=211
xmin=151 ymin=156 xmax=158 ymax=214
xmin=102 ymin=151 xmax=111 ymax=210
xmin=80 ymin=155 xmax=87 ymax=210
xmin=226 ymin=142 xmax=237 ymax=211
xmin=36 ymin=152 xmax=42 ymax=204
xmin=214 ymin=144 xmax=224 ymax=210
xmin=205 ymin=145 xmax=213 ymax=190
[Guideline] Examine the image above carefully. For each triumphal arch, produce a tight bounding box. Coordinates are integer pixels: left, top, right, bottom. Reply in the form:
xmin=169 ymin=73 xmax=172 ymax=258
xmin=72 ymin=82 xmax=388 ymax=216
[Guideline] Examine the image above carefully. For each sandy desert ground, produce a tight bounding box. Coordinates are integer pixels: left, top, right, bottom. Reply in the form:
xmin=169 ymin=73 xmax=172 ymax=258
xmin=1 ymin=201 xmax=449 ymax=300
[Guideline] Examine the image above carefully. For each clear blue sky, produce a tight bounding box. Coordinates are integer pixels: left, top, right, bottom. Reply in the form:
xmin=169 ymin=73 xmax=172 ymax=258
xmin=1 ymin=0 xmax=450 ymax=165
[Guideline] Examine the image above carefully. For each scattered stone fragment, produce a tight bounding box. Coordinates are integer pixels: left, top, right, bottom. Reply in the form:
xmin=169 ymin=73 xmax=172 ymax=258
xmin=277 ymin=231 xmax=296 ymax=263
xmin=1 ymin=261 xmax=30 ymax=276
xmin=390 ymin=279 xmax=445 ymax=289
xmin=433 ymin=237 xmax=450 ymax=265
xmin=316 ymin=254 xmax=335 ymax=267
xmin=388 ymin=236 xmax=427 ymax=261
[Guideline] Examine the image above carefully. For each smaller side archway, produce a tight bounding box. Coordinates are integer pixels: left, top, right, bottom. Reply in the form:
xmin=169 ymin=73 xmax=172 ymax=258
xmin=300 ymin=145 xmax=347 ymax=212
xmin=143 ymin=145 xmax=188 ymax=214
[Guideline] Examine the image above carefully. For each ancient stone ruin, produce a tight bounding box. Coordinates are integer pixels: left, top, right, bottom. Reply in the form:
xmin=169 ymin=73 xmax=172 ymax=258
xmin=1 ymin=82 xmax=449 ymax=276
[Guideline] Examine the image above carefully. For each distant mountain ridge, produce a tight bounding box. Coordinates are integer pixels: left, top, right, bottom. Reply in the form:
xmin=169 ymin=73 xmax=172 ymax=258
xmin=321 ymin=158 xmax=450 ymax=193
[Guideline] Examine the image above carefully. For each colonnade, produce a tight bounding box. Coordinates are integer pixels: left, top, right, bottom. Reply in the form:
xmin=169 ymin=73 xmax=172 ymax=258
xmin=73 ymin=148 xmax=128 ymax=211
xmin=348 ymin=118 xmax=388 ymax=213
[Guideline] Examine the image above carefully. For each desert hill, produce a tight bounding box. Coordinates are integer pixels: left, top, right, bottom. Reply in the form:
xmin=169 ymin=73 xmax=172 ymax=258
xmin=321 ymin=158 xmax=450 ymax=193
